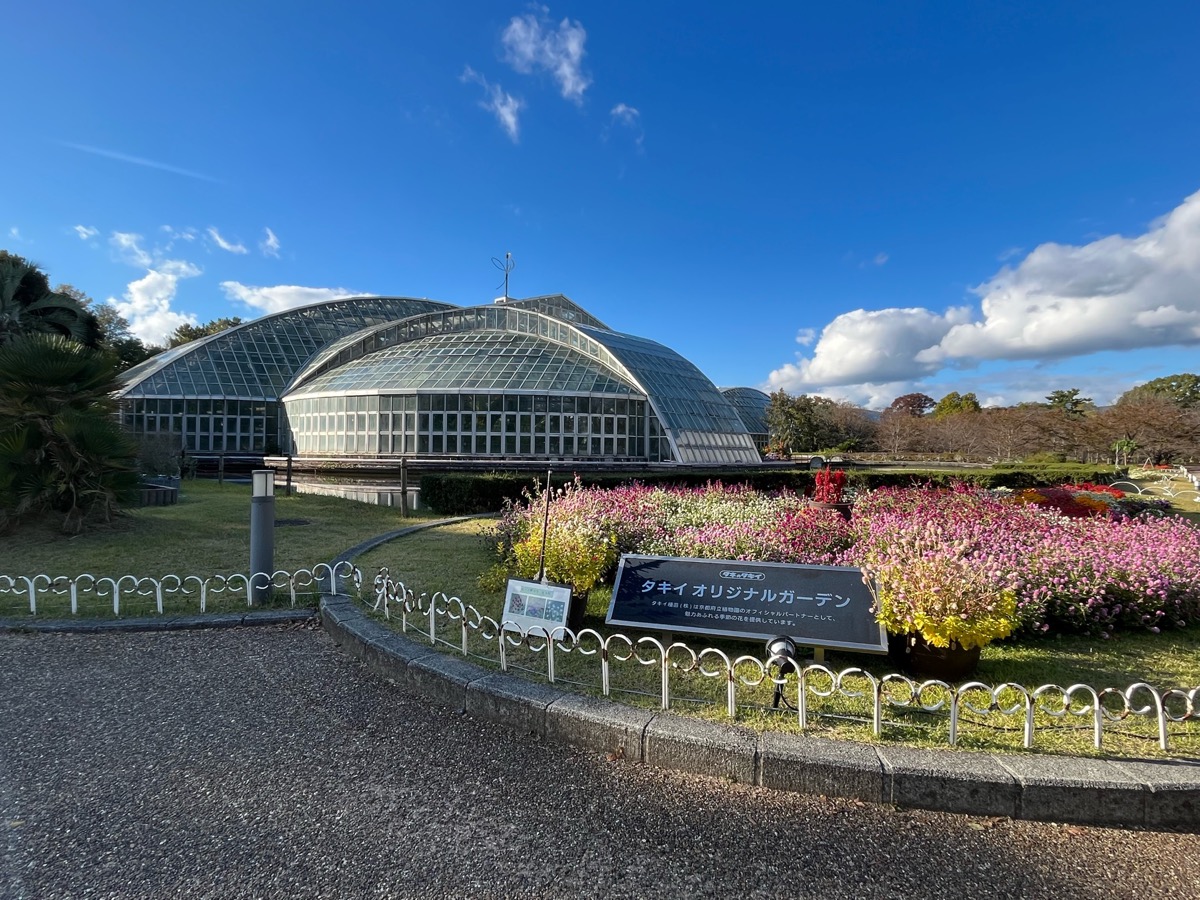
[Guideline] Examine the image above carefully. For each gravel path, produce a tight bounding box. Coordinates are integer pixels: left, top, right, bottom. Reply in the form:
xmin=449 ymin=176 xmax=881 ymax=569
xmin=1 ymin=626 xmax=1197 ymax=900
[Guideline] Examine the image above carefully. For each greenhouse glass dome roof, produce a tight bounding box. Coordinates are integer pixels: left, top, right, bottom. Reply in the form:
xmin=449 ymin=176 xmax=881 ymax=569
xmin=115 ymin=292 xmax=762 ymax=464
xmin=720 ymin=387 xmax=771 ymax=453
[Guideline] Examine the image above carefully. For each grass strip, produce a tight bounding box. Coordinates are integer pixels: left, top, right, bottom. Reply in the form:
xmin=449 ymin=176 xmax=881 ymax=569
xmin=0 ymin=480 xmax=436 ymax=617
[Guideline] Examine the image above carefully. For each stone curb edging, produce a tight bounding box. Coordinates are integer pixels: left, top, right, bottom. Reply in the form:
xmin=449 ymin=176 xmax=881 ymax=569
xmin=319 ymin=593 xmax=1200 ymax=831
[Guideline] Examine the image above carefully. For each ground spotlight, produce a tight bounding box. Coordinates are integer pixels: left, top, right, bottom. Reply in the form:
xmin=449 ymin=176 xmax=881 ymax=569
xmin=766 ymin=635 xmax=799 ymax=709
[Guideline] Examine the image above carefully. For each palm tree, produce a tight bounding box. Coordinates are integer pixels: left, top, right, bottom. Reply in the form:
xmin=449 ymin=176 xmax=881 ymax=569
xmin=0 ymin=334 xmax=138 ymax=532
xmin=0 ymin=252 xmax=100 ymax=347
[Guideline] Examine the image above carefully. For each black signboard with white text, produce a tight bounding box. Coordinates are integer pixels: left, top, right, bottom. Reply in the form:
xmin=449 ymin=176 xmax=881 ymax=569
xmin=605 ymin=554 xmax=887 ymax=653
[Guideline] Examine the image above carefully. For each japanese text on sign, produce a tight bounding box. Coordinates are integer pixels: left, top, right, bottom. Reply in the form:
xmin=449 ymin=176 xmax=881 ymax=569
xmin=605 ymin=554 xmax=887 ymax=653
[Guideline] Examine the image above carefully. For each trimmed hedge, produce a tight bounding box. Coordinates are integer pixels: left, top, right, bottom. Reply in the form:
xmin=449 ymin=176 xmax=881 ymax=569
xmin=418 ymin=464 xmax=1124 ymax=515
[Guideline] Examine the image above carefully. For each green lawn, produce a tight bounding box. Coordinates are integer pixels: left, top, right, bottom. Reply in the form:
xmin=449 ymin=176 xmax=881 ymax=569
xmin=0 ymin=480 xmax=437 ymax=617
xmin=1126 ymin=471 xmax=1200 ymax=523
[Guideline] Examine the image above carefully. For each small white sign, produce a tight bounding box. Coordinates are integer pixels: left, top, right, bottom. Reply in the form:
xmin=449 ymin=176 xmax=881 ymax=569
xmin=502 ymin=579 xmax=574 ymax=635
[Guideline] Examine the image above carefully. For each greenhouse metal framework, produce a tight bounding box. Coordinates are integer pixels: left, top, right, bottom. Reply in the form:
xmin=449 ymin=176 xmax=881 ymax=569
xmin=116 ymin=294 xmax=764 ymax=465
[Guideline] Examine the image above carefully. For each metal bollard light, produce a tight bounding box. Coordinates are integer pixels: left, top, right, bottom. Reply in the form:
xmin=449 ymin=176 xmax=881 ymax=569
xmin=249 ymin=469 xmax=276 ymax=606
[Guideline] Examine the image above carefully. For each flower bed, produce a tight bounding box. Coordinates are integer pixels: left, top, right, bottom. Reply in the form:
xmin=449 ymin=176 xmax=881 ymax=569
xmin=484 ymin=480 xmax=1200 ymax=639
xmin=1008 ymin=483 xmax=1170 ymax=519
xmin=845 ymin=486 xmax=1200 ymax=638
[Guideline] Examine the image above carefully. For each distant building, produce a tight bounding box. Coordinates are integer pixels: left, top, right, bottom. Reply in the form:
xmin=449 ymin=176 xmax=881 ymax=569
xmin=117 ymin=294 xmax=764 ymax=465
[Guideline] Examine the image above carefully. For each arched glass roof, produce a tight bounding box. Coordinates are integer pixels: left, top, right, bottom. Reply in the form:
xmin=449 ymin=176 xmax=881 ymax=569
xmin=579 ymin=328 xmax=758 ymax=463
xmin=117 ymin=296 xmax=454 ymax=400
xmin=503 ymin=294 xmax=610 ymax=330
xmin=287 ymin=330 xmax=639 ymax=396
xmin=721 ymin=387 xmax=771 ymax=435
xmin=287 ymin=304 xmax=636 ymax=395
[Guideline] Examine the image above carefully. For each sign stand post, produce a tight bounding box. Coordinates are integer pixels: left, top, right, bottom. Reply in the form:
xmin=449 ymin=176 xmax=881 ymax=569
xmin=535 ymin=468 xmax=552 ymax=583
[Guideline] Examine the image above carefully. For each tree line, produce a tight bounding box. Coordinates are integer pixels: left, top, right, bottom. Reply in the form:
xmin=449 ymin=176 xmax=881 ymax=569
xmin=0 ymin=251 xmax=241 ymax=532
xmin=767 ymin=379 xmax=1200 ymax=464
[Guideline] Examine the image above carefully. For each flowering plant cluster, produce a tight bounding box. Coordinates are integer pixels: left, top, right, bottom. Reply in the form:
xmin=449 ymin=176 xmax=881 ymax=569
xmin=484 ymin=480 xmax=1200 ymax=641
xmin=1008 ymin=484 xmax=1169 ymax=520
xmin=812 ymin=467 xmax=848 ymax=504
xmin=846 ymin=486 xmax=1200 ymax=639
xmin=483 ymin=480 xmax=852 ymax=594
xmin=862 ymin=520 xmax=1018 ymax=650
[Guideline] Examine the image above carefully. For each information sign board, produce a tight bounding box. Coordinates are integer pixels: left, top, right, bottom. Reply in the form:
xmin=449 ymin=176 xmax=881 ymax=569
xmin=502 ymin=579 xmax=574 ymax=635
xmin=605 ymin=554 xmax=887 ymax=653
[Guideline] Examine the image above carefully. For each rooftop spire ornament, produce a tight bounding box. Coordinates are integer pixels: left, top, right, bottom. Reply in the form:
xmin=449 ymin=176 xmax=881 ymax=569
xmin=492 ymin=251 xmax=515 ymax=301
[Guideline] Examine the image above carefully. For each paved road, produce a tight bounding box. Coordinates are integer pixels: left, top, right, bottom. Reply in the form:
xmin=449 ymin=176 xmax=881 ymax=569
xmin=2 ymin=627 xmax=1197 ymax=900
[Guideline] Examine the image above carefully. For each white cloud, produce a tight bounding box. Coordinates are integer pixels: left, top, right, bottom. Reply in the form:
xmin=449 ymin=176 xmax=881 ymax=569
xmin=1133 ymin=304 xmax=1200 ymax=329
xmin=928 ymin=191 xmax=1200 ymax=362
xmin=220 ymin=281 xmax=362 ymax=314
xmin=158 ymin=259 xmax=202 ymax=278
xmin=207 ymin=227 xmax=248 ymax=255
xmin=767 ymin=188 xmax=1200 ymax=395
xmin=108 ymin=262 xmax=201 ymax=344
xmin=806 ymin=380 xmax=923 ymax=410
xmin=610 ymin=103 xmax=639 ymax=126
xmin=795 ymin=328 xmax=816 ymax=346
xmin=766 ymin=306 xmax=972 ymax=390
xmin=8 ymin=227 xmax=22 ymax=241
xmin=260 ymin=227 xmax=281 ymax=258
xmin=609 ymin=103 xmax=644 ymax=147
xmin=873 ymin=252 xmax=889 ymax=266
xmin=461 ymin=66 xmax=524 ymax=142
xmin=110 ymin=232 xmax=154 ymax=267
xmin=105 ymin=231 xmax=203 ymax=342
xmin=159 ymin=225 xmax=199 ymax=255
xmin=501 ymin=9 xmax=590 ymax=103
xmin=74 ymin=225 xmax=99 ymax=241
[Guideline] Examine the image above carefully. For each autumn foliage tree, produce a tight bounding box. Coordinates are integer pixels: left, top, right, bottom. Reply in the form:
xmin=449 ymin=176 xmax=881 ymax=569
xmin=888 ymin=392 xmax=935 ymax=417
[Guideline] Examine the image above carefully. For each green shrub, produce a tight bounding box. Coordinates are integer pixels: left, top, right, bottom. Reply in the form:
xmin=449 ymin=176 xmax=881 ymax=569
xmin=419 ymin=465 xmax=1125 ymax=515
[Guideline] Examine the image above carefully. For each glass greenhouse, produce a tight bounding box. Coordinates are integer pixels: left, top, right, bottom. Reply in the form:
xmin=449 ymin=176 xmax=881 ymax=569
xmin=117 ymin=293 xmax=763 ymax=465
xmin=115 ymin=296 xmax=453 ymax=453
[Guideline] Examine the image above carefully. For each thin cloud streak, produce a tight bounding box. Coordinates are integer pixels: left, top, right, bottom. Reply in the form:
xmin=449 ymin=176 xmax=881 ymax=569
xmin=461 ymin=66 xmax=524 ymax=142
xmin=260 ymin=227 xmax=281 ymax=258
xmin=207 ymin=226 xmax=248 ymax=254
xmin=56 ymin=141 xmax=222 ymax=183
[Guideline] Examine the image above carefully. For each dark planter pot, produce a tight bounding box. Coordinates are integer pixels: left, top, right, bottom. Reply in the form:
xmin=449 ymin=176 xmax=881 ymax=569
xmin=138 ymin=483 xmax=179 ymax=507
xmin=811 ymin=501 xmax=853 ymax=520
xmin=887 ymin=632 xmax=981 ymax=681
xmin=567 ymin=591 xmax=588 ymax=634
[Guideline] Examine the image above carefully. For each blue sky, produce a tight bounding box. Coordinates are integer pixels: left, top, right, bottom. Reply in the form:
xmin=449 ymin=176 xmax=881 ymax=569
xmin=7 ymin=2 xmax=1200 ymax=407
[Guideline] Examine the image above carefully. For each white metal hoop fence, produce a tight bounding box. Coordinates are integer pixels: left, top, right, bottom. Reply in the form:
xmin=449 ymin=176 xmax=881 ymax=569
xmin=370 ymin=568 xmax=1200 ymax=754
